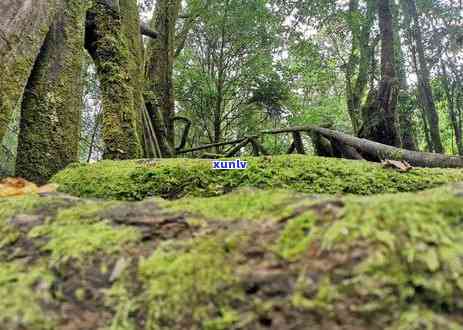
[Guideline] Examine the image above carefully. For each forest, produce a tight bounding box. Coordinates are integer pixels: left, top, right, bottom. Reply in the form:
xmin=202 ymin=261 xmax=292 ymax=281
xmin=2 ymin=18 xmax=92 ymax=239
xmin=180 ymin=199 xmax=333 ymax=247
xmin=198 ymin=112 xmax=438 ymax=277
xmin=1 ymin=0 xmax=463 ymax=329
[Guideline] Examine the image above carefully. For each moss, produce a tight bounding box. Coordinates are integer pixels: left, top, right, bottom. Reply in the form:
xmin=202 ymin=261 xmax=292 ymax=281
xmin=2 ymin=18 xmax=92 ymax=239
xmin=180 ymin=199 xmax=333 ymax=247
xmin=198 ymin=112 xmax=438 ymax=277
xmin=0 ymin=194 xmax=45 ymax=248
xmin=276 ymin=213 xmax=316 ymax=260
xmin=4 ymin=184 xmax=463 ymax=327
xmin=386 ymin=306 xmax=463 ymax=330
xmin=137 ymin=237 xmax=242 ymax=329
xmin=29 ymin=221 xmax=140 ymax=264
xmin=166 ymin=188 xmax=306 ymax=221
xmin=53 ymin=155 xmax=463 ymax=200
xmin=286 ymin=186 xmax=463 ymax=323
xmin=0 ymin=261 xmax=55 ymax=329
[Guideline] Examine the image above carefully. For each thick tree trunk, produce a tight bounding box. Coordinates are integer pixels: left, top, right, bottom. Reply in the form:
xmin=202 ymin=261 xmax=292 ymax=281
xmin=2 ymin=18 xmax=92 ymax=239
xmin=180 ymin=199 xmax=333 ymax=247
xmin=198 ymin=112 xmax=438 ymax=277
xmin=0 ymin=0 xmax=58 ymax=142
xmin=146 ymin=0 xmax=181 ymax=151
xmin=85 ymin=0 xmax=143 ymax=160
xmin=360 ymin=0 xmax=401 ymax=147
xmin=402 ymin=0 xmax=444 ymax=153
xmin=15 ymin=0 xmax=86 ymax=184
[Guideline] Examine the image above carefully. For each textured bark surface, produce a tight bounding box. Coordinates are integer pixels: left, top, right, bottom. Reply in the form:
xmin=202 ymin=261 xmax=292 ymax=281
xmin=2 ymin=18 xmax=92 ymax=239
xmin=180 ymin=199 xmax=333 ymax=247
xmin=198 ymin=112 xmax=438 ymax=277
xmin=0 ymin=0 xmax=57 ymax=141
xmin=85 ymin=0 xmax=143 ymax=160
xmin=145 ymin=0 xmax=181 ymax=150
xmin=15 ymin=0 xmax=87 ymax=184
xmin=402 ymin=0 xmax=444 ymax=153
xmin=360 ymin=0 xmax=401 ymax=147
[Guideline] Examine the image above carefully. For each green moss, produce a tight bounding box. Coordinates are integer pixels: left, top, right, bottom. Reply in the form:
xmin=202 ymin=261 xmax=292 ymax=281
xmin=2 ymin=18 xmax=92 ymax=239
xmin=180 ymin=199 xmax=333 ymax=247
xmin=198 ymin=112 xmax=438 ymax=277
xmin=52 ymin=155 xmax=463 ymax=200
xmin=29 ymin=221 xmax=140 ymax=264
xmin=0 ymin=194 xmax=45 ymax=248
xmin=287 ymin=186 xmax=463 ymax=321
xmin=138 ymin=237 xmax=242 ymax=329
xmin=0 ymin=261 xmax=55 ymax=329
xmin=166 ymin=188 xmax=305 ymax=221
xmin=387 ymin=306 xmax=463 ymax=330
xmin=276 ymin=213 xmax=316 ymax=260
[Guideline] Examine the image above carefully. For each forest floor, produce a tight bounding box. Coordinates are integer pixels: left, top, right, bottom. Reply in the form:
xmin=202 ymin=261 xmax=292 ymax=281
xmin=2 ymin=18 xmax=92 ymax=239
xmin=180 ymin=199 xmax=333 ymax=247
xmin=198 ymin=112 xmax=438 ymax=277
xmin=2 ymin=155 xmax=463 ymax=329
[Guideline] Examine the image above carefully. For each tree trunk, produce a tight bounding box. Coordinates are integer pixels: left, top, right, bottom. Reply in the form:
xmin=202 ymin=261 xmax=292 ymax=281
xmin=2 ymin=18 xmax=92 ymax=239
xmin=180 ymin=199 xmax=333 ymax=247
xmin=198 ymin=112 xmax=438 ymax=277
xmin=0 ymin=0 xmax=58 ymax=142
xmin=345 ymin=0 xmax=376 ymax=134
xmin=393 ymin=0 xmax=418 ymax=151
xmin=402 ymin=0 xmax=444 ymax=153
xmin=85 ymin=0 xmax=143 ymax=160
xmin=360 ymin=0 xmax=401 ymax=147
xmin=441 ymin=63 xmax=463 ymax=155
xmin=146 ymin=0 xmax=181 ymax=151
xmin=15 ymin=0 xmax=86 ymax=184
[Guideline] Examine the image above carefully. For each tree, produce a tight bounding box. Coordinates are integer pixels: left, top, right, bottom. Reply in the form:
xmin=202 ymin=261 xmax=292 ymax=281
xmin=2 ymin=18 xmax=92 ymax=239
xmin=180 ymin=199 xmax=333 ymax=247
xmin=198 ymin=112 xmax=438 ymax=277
xmin=360 ymin=0 xmax=401 ymax=147
xmin=401 ymin=0 xmax=444 ymax=153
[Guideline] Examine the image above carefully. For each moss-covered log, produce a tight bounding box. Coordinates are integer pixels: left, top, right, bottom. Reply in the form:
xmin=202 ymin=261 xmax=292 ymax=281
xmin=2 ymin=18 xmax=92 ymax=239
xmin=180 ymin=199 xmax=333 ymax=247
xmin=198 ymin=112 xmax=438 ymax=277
xmin=0 ymin=0 xmax=58 ymax=142
xmin=15 ymin=0 xmax=88 ymax=184
xmin=51 ymin=155 xmax=463 ymax=200
xmin=3 ymin=184 xmax=463 ymax=329
xmin=85 ymin=0 xmax=144 ymax=160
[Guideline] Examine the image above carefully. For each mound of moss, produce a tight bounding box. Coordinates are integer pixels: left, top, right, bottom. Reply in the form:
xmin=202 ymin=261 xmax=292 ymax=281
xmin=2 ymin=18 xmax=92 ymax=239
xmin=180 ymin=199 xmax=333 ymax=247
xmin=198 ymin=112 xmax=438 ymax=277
xmin=2 ymin=185 xmax=463 ymax=329
xmin=52 ymin=155 xmax=463 ymax=200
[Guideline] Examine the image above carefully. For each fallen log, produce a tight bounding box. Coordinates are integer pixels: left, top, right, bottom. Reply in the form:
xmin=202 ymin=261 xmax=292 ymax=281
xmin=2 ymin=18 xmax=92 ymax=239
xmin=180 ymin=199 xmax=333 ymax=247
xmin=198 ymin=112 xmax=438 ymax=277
xmin=263 ymin=125 xmax=463 ymax=168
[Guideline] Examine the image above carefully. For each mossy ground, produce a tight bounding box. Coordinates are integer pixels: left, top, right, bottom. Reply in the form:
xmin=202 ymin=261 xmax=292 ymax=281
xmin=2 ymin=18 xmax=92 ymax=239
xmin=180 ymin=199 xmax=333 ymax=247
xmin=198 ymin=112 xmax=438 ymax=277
xmin=3 ymin=173 xmax=463 ymax=329
xmin=52 ymin=155 xmax=463 ymax=200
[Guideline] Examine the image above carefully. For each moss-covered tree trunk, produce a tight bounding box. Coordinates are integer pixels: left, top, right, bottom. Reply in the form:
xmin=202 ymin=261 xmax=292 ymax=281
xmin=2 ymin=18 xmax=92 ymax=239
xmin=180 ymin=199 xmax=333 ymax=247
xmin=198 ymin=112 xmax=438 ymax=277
xmin=0 ymin=0 xmax=58 ymax=142
xmin=85 ymin=0 xmax=144 ymax=160
xmin=15 ymin=0 xmax=87 ymax=184
xmin=146 ymin=0 xmax=181 ymax=153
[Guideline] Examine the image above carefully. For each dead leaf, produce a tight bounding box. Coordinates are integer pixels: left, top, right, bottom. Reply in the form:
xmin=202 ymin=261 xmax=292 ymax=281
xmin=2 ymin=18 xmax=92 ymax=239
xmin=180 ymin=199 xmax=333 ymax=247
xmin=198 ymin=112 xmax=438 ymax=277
xmin=381 ymin=160 xmax=413 ymax=172
xmin=0 ymin=177 xmax=58 ymax=198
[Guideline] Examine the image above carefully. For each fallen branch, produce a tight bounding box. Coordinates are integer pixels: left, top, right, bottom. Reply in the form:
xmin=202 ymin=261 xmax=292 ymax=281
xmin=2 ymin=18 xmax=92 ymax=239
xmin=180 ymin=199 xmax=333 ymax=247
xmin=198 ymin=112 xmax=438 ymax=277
xmin=177 ymin=138 xmax=247 ymax=154
xmin=263 ymin=126 xmax=463 ymax=168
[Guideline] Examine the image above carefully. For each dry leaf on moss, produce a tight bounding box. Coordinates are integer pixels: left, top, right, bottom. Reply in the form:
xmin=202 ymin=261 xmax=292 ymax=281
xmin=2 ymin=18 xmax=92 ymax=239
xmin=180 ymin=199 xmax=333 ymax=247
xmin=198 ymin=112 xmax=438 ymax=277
xmin=0 ymin=178 xmax=57 ymax=197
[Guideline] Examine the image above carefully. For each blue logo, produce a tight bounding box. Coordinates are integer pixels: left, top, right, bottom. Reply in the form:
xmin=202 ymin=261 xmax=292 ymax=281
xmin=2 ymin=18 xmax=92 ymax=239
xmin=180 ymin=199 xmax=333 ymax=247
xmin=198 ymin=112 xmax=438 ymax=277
xmin=212 ymin=159 xmax=248 ymax=170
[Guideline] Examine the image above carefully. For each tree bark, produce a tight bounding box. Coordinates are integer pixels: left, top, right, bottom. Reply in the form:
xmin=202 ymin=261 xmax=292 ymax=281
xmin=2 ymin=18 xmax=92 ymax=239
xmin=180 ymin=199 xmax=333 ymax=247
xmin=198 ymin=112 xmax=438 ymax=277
xmin=145 ymin=0 xmax=181 ymax=151
xmin=402 ymin=0 xmax=444 ymax=153
xmin=85 ymin=0 xmax=143 ymax=160
xmin=15 ymin=0 xmax=86 ymax=184
xmin=0 ymin=0 xmax=58 ymax=142
xmin=345 ymin=0 xmax=376 ymax=134
xmin=393 ymin=0 xmax=418 ymax=151
xmin=360 ymin=0 xmax=401 ymax=147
